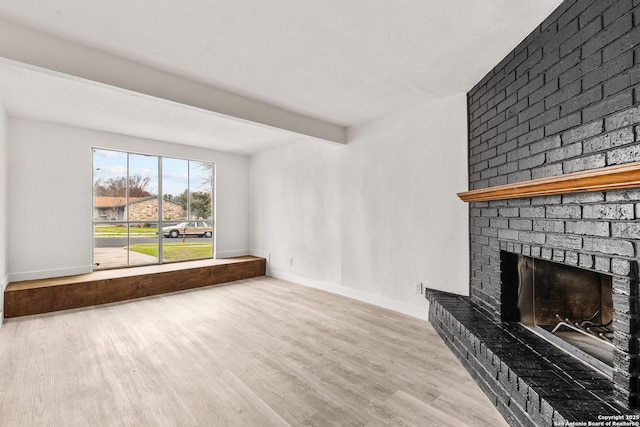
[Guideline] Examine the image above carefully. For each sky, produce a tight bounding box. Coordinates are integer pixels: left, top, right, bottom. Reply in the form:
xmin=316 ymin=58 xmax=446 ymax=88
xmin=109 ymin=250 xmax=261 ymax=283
xmin=93 ymin=149 xmax=212 ymax=197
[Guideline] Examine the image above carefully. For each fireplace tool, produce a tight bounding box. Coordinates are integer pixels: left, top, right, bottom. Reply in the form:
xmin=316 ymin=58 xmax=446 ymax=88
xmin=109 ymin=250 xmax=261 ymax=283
xmin=551 ymin=312 xmax=614 ymax=345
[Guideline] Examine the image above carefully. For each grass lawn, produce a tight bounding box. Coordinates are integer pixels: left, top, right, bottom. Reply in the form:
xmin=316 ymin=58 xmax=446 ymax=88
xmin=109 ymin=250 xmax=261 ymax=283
xmin=94 ymin=225 xmax=158 ymax=236
xmin=128 ymin=242 xmax=213 ymax=261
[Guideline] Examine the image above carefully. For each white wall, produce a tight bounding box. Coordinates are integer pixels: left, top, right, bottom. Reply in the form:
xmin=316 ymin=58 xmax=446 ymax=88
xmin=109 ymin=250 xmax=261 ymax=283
xmin=250 ymin=94 xmax=469 ymax=319
xmin=8 ymin=118 xmax=250 ymax=282
xmin=0 ymin=101 xmax=7 ymax=322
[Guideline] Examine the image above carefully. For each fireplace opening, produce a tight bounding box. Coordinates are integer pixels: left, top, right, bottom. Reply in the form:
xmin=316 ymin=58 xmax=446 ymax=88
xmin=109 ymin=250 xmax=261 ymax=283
xmin=501 ymin=253 xmax=614 ymax=376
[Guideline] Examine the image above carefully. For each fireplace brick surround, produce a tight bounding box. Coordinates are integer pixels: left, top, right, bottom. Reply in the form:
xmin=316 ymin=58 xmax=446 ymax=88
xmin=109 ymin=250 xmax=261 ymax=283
xmin=427 ymin=0 xmax=640 ymax=425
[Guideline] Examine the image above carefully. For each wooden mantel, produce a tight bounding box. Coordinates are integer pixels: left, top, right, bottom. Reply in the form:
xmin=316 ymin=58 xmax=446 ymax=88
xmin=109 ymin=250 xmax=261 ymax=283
xmin=457 ymin=161 xmax=640 ymax=202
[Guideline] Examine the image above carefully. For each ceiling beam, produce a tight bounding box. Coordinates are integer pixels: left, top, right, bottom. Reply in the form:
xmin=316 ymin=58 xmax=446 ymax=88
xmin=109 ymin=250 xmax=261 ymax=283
xmin=0 ymin=18 xmax=345 ymax=145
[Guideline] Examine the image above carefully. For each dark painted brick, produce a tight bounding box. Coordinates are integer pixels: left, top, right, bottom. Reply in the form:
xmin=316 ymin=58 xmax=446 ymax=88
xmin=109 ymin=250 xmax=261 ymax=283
xmin=490 ymin=218 xmax=508 ymax=229
xmin=546 ymin=80 xmax=581 ymax=108
xmin=547 ymin=234 xmax=583 ymax=249
xmin=530 ymin=136 xmax=561 ymax=155
xmin=603 ymin=73 xmax=633 ymax=97
xmin=562 ymin=120 xmax=604 ymax=144
xmin=583 ymin=90 xmax=634 ymax=122
xmin=545 ymin=112 xmax=581 ymax=136
xmin=562 ymin=192 xmax=605 ymax=203
xmin=583 ymin=128 xmax=634 ymax=153
xmin=486 ymin=111 xmax=506 ymax=130
xmin=480 ymin=147 xmax=497 ymax=161
xmin=566 ymin=221 xmax=610 ymax=237
xmin=579 ymin=253 xmax=594 ymax=268
xmin=603 ymin=0 xmax=633 ymax=26
xmin=489 ymin=176 xmax=507 ymax=187
xmin=546 ymin=48 xmax=580 ymax=82
xmin=603 ymin=22 xmax=640 ymax=63
xmin=498 ymin=228 xmax=518 ymax=240
xmin=606 ymin=188 xmax=640 ymax=201
xmin=563 ymin=153 xmax=607 ymax=173
xmin=489 ymin=154 xmax=507 ymax=168
xmin=583 ymin=203 xmax=635 ymax=219
xmin=517 ymin=73 xmax=543 ymax=100
xmin=529 ymin=108 xmax=560 ymax=131
xmin=518 ymin=128 xmax=545 ymax=146
xmin=533 ymin=220 xmax=565 ymax=233
xmin=565 ymin=251 xmax=579 ymax=265
xmin=508 ymin=170 xmax=532 ymax=184
xmin=506 ymin=98 xmax=529 ymax=121
xmin=583 ymin=237 xmax=635 ymax=256
xmin=595 ymin=256 xmax=611 ymax=272
xmin=496 ymin=71 xmax=516 ymax=95
xmin=497 ymin=92 xmax=518 ymax=114
xmin=507 ymin=121 xmax=530 ymax=141
xmin=497 ymin=116 xmax=518 ymax=135
xmin=518 ymin=231 xmax=546 ymax=245
xmin=518 ymin=154 xmax=546 ymax=170
xmin=505 ymin=47 xmax=529 ymax=76
xmin=480 ymin=168 xmax=497 ymax=179
xmin=578 ymin=0 xmax=618 ymax=28
xmin=546 ymin=205 xmax=582 ymax=219
xmin=604 ymin=106 xmax=640 ymax=130
xmin=560 ymin=85 xmax=603 ymax=116
xmin=559 ymin=50 xmax=603 ymax=88
xmin=530 ymin=79 xmax=559 ymax=105
xmin=532 ymin=164 xmax=563 ymax=179
xmin=499 ymin=207 xmax=520 ymax=217
xmin=530 ymin=48 xmax=561 ymax=79
xmin=546 ymin=143 xmax=582 ymax=163
xmin=507 ymin=146 xmax=531 ymax=162
xmin=560 ymin=14 xmax=602 ymax=57
xmin=546 ymin=16 xmax=579 ymax=51
xmin=509 ymin=219 xmax=532 ymax=231
xmin=582 ymin=12 xmax=633 ymax=58
xmin=498 ymin=161 xmax=518 ymax=176
xmin=520 ymin=206 xmax=546 ymax=218
xmin=518 ymin=101 xmax=545 ymax=124
xmin=583 ymin=51 xmax=634 ymax=90
xmin=607 ymin=144 xmax=640 ymax=165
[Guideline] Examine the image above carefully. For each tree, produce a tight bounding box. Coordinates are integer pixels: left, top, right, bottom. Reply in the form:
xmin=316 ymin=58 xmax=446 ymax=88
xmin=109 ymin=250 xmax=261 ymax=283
xmin=169 ymin=190 xmax=210 ymax=219
xmin=190 ymin=191 xmax=211 ymax=219
xmin=94 ymin=175 xmax=152 ymax=197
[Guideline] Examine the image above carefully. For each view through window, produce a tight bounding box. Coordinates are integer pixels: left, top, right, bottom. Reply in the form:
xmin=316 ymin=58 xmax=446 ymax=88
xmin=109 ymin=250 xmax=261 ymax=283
xmin=93 ymin=149 xmax=214 ymax=270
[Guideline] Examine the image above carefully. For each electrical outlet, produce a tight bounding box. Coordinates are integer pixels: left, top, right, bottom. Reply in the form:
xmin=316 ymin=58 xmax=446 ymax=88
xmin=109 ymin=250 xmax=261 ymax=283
xmin=414 ymin=282 xmax=423 ymax=294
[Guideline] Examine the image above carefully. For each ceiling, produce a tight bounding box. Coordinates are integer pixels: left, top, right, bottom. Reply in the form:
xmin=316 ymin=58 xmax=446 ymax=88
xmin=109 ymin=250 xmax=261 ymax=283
xmin=0 ymin=0 xmax=564 ymax=153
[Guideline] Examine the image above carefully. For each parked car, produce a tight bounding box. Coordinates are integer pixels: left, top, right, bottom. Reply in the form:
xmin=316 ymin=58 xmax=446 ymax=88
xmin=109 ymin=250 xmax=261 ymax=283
xmin=161 ymin=221 xmax=213 ymax=238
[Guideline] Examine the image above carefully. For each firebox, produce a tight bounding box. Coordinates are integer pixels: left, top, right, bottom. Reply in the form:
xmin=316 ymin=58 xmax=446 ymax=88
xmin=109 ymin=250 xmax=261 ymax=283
xmin=502 ymin=253 xmax=615 ymax=376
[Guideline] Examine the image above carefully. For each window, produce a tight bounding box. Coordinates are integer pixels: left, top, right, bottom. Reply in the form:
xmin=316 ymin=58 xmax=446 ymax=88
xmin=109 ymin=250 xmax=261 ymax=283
xmin=93 ymin=149 xmax=214 ymax=270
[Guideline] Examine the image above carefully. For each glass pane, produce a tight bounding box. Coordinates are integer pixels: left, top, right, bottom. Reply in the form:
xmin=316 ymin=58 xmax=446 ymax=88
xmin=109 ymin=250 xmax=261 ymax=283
xmin=93 ymin=149 xmax=127 ymax=221
xmin=128 ymin=153 xmax=159 ymax=221
xmin=127 ymin=222 xmax=159 ymax=266
xmin=189 ymin=161 xmax=213 ymax=221
xmin=93 ymin=221 xmax=128 ymax=270
xmin=162 ymin=158 xmax=188 ymax=221
xmin=162 ymin=158 xmax=189 ymax=262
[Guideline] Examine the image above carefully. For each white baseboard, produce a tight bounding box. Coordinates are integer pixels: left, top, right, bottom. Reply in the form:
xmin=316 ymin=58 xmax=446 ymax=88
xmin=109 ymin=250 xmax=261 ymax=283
xmin=9 ymin=266 xmax=92 ymax=283
xmin=269 ymin=269 xmax=429 ymax=321
xmin=216 ymin=249 xmax=250 ymax=259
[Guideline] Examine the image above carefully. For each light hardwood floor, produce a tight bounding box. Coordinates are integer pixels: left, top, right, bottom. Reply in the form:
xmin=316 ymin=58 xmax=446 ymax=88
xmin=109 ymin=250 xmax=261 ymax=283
xmin=0 ymin=277 xmax=508 ymax=426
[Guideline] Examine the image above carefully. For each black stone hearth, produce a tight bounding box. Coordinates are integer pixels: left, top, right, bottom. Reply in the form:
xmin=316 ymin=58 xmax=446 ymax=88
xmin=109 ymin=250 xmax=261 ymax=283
xmin=426 ymin=289 xmax=634 ymax=426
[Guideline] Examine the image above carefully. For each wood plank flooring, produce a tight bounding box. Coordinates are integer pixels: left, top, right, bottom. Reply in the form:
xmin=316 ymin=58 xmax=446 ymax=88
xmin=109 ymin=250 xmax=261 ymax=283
xmin=0 ymin=277 xmax=508 ymax=426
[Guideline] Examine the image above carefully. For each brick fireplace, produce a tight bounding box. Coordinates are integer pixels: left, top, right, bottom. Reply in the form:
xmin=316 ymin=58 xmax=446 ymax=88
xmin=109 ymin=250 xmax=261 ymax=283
xmin=427 ymin=0 xmax=640 ymax=425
